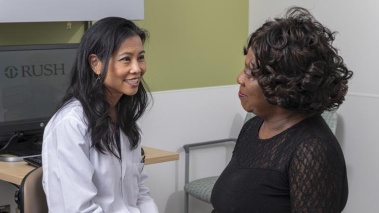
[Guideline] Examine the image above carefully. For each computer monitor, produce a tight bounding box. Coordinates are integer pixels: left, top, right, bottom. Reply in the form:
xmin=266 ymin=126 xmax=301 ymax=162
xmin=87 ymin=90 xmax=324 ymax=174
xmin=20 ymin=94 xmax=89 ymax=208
xmin=0 ymin=43 xmax=79 ymax=143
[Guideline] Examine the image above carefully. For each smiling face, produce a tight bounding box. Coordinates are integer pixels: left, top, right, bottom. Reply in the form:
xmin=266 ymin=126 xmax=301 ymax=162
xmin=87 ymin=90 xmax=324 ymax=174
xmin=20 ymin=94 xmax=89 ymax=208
xmin=90 ymin=35 xmax=146 ymax=106
xmin=236 ymin=48 xmax=273 ymax=115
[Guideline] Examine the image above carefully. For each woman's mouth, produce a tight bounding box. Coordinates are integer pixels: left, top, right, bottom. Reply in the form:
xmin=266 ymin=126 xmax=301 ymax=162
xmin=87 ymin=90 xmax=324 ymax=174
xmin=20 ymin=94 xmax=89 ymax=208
xmin=238 ymin=91 xmax=246 ymax=98
xmin=124 ymin=78 xmax=140 ymax=86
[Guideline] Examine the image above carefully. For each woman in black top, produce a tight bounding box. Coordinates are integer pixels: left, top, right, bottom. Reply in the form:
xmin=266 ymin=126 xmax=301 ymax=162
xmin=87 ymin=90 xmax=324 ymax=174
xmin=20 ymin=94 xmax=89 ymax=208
xmin=211 ymin=7 xmax=352 ymax=213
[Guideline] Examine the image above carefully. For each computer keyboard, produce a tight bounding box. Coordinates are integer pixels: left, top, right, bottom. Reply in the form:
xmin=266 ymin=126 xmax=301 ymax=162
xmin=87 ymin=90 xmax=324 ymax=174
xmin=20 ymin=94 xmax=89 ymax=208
xmin=23 ymin=155 xmax=42 ymax=167
xmin=0 ymin=135 xmax=43 ymax=162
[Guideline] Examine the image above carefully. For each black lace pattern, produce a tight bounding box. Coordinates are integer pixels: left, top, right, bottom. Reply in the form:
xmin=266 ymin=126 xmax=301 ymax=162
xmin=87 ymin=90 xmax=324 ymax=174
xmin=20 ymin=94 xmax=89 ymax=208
xmin=211 ymin=114 xmax=348 ymax=213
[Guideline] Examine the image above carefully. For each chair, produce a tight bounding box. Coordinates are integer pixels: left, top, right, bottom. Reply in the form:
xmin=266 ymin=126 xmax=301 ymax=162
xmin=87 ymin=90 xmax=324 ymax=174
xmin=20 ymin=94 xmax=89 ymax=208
xmin=183 ymin=111 xmax=337 ymax=213
xmin=321 ymin=110 xmax=338 ymax=134
xmin=15 ymin=167 xmax=48 ymax=213
xmin=183 ymin=112 xmax=254 ymax=213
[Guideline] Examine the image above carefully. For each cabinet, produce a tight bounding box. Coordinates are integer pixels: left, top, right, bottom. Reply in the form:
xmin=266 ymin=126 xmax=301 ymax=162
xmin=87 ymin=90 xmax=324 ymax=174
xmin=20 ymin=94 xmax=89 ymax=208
xmin=0 ymin=0 xmax=144 ymax=23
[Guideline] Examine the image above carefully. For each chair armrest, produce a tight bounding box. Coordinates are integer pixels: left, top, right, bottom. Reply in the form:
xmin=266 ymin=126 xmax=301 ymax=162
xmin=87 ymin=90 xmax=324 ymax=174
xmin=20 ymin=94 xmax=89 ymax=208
xmin=183 ymin=138 xmax=237 ymax=153
xmin=184 ymin=138 xmax=237 ymax=184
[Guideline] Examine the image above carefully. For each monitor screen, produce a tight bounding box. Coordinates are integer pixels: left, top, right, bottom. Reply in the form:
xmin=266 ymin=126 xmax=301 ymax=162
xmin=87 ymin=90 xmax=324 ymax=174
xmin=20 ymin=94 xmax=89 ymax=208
xmin=0 ymin=43 xmax=79 ymax=141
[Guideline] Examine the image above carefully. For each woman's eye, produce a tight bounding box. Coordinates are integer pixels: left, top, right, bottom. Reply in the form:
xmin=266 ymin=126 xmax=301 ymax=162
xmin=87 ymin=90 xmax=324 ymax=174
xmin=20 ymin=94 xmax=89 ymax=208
xmin=138 ymin=55 xmax=145 ymax=61
xmin=249 ymin=61 xmax=257 ymax=70
xmin=244 ymin=69 xmax=253 ymax=79
xmin=120 ymin=57 xmax=131 ymax=62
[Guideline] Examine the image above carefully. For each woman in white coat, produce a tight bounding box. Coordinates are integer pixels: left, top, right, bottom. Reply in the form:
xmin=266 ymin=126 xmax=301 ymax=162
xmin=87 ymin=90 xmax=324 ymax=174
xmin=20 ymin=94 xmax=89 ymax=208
xmin=42 ymin=17 xmax=159 ymax=213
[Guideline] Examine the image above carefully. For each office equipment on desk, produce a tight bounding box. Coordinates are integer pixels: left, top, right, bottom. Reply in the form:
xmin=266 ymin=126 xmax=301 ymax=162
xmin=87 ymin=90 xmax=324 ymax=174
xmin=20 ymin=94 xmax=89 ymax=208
xmin=0 ymin=135 xmax=42 ymax=162
xmin=183 ymin=111 xmax=338 ymax=213
xmin=0 ymin=43 xmax=78 ymax=162
xmin=23 ymin=156 xmax=42 ymax=167
xmin=0 ymin=154 xmax=41 ymax=163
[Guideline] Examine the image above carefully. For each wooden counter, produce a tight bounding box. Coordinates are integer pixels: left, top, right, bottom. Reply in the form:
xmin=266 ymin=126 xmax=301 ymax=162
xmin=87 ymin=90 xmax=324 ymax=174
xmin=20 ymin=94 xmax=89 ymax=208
xmin=0 ymin=146 xmax=179 ymax=185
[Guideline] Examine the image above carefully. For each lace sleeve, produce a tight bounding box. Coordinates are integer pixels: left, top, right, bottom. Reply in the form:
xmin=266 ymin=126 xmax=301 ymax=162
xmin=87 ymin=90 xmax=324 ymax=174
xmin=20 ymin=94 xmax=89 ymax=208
xmin=289 ymin=138 xmax=345 ymax=213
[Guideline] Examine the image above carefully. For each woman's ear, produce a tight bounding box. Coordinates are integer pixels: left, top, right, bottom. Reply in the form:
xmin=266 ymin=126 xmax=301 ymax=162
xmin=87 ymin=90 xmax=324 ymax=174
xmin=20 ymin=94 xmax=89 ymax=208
xmin=88 ymin=54 xmax=102 ymax=75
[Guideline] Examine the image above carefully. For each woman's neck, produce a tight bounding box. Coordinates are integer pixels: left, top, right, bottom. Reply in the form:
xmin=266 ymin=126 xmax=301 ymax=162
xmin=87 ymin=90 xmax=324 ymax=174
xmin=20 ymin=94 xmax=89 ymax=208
xmin=109 ymin=106 xmax=117 ymax=124
xmin=259 ymin=111 xmax=307 ymax=139
xmin=106 ymin=92 xmax=121 ymax=124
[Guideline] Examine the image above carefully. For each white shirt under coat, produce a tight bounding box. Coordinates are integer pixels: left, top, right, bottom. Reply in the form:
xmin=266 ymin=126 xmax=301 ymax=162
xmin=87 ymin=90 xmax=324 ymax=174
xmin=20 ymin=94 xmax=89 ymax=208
xmin=42 ymin=100 xmax=159 ymax=213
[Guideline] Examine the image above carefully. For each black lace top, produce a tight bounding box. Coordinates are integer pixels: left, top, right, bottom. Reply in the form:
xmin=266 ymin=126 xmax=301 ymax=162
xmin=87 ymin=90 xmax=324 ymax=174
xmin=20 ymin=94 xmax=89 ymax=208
xmin=211 ymin=114 xmax=348 ymax=213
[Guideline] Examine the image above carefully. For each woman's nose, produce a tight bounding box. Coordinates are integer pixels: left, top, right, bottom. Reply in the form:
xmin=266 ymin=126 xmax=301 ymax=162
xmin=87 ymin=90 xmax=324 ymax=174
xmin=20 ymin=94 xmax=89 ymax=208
xmin=130 ymin=60 xmax=142 ymax=74
xmin=236 ymin=71 xmax=244 ymax=84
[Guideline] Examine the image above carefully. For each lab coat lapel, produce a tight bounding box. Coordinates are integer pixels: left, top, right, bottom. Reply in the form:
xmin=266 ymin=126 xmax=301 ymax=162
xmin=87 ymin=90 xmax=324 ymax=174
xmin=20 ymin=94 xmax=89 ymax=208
xmin=119 ymin=131 xmax=128 ymax=180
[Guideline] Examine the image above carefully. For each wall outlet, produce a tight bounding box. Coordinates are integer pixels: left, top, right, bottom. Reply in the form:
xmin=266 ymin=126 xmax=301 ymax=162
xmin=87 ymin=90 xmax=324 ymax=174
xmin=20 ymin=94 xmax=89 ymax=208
xmin=0 ymin=205 xmax=10 ymax=213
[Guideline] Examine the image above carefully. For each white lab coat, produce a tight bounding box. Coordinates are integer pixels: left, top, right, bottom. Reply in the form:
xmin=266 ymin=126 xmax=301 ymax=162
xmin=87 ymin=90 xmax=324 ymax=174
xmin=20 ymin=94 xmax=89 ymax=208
xmin=42 ymin=100 xmax=159 ymax=213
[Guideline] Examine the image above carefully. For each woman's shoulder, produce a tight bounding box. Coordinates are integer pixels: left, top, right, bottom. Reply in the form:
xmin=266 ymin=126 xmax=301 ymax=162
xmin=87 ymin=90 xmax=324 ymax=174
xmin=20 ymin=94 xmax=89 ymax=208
xmin=291 ymin=115 xmax=343 ymax=156
xmin=298 ymin=114 xmax=337 ymax=141
xmin=56 ymin=99 xmax=83 ymax=118
xmin=46 ymin=99 xmax=86 ymax=128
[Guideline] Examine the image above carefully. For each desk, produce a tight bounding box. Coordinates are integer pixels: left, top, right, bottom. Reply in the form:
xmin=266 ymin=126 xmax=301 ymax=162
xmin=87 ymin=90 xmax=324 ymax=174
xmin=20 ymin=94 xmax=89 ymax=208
xmin=0 ymin=146 xmax=179 ymax=185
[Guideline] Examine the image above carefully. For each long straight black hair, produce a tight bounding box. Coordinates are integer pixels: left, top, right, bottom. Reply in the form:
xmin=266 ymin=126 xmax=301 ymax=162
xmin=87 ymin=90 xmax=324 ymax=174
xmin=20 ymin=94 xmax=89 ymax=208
xmin=58 ymin=17 xmax=150 ymax=158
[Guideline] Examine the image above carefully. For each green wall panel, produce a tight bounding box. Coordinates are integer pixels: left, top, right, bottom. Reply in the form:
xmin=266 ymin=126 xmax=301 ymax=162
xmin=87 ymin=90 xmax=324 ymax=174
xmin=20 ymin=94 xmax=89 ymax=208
xmin=0 ymin=0 xmax=248 ymax=91
xmin=136 ymin=0 xmax=248 ymax=91
xmin=0 ymin=22 xmax=85 ymax=45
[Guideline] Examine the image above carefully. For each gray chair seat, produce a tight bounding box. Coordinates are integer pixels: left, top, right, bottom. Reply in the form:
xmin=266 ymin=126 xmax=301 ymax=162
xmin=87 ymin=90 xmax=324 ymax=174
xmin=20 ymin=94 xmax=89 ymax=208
xmin=184 ymin=176 xmax=218 ymax=203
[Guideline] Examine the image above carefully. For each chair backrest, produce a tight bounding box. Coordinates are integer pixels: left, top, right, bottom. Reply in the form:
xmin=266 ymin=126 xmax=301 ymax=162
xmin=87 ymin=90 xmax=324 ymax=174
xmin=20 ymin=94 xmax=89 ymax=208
xmin=17 ymin=167 xmax=48 ymax=213
xmin=244 ymin=112 xmax=255 ymax=123
xmin=321 ymin=111 xmax=338 ymax=134
xmin=247 ymin=112 xmax=337 ymax=134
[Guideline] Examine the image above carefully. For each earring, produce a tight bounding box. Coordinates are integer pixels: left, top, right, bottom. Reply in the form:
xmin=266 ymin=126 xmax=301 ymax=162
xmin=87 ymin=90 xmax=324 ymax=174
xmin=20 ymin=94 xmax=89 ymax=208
xmin=96 ymin=75 xmax=101 ymax=82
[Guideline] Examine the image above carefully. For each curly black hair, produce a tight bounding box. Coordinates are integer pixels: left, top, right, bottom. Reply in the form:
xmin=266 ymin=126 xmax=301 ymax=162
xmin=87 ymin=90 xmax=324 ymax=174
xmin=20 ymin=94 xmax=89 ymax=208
xmin=244 ymin=7 xmax=353 ymax=114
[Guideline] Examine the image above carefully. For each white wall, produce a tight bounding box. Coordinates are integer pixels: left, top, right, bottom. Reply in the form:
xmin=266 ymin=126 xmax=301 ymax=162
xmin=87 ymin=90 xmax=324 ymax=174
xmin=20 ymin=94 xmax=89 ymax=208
xmin=0 ymin=0 xmax=144 ymax=22
xmin=140 ymin=85 xmax=246 ymax=213
xmin=337 ymin=93 xmax=379 ymax=212
xmin=249 ymin=1 xmax=379 ymax=212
